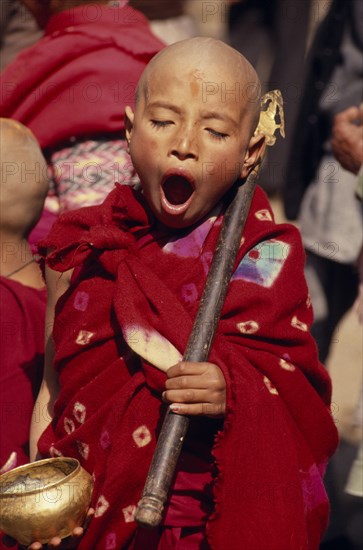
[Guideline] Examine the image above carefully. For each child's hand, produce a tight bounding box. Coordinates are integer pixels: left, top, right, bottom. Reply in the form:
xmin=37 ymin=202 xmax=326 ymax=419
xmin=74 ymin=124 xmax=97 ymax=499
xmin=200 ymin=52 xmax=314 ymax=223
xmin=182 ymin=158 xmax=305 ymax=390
xmin=2 ymin=508 xmax=94 ymax=550
xmin=28 ymin=509 xmax=94 ymax=550
xmin=163 ymin=361 xmax=226 ymax=417
xmin=26 ymin=521 xmax=88 ymax=550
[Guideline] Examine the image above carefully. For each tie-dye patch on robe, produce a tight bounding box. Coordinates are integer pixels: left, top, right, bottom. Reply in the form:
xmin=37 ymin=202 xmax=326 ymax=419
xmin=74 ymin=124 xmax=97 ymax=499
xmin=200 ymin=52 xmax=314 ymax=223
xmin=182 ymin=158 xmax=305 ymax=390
xmin=38 ymin=183 xmax=338 ymax=550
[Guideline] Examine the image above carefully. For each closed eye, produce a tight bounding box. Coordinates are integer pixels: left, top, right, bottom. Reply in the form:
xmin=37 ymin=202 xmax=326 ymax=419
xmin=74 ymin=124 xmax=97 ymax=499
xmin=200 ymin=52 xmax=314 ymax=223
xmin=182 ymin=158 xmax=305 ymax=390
xmin=150 ymin=120 xmax=174 ymax=129
xmin=207 ymin=128 xmax=229 ymax=140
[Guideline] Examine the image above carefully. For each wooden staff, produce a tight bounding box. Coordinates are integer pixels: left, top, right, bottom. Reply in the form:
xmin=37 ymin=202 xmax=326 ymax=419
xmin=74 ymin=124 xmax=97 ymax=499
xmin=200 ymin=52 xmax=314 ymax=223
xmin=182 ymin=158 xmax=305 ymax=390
xmin=135 ymin=91 xmax=285 ymax=529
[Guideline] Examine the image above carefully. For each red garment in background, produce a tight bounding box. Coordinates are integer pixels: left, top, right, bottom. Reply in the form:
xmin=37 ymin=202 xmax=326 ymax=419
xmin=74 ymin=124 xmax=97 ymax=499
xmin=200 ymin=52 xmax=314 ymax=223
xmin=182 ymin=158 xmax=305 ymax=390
xmin=0 ymin=3 xmax=164 ymax=149
xmin=0 ymin=277 xmax=46 ymax=471
xmin=38 ymin=184 xmax=338 ymax=549
xmin=0 ymin=3 xmax=164 ymax=249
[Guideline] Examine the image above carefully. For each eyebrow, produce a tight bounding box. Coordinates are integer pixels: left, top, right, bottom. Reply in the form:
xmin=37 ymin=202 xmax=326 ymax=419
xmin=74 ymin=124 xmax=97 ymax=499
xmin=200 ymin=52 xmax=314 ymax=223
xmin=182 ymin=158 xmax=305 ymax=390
xmin=146 ymin=101 xmax=182 ymax=115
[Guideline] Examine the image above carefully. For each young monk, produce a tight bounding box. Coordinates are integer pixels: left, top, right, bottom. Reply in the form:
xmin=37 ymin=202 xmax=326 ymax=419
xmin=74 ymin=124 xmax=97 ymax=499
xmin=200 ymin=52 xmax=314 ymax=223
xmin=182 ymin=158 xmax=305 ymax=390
xmin=28 ymin=38 xmax=338 ymax=550
xmin=0 ymin=119 xmax=48 ymax=473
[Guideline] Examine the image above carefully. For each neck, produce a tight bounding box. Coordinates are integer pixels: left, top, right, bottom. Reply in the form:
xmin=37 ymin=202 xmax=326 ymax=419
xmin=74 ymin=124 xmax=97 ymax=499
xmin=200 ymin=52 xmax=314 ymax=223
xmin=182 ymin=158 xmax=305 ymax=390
xmin=0 ymin=233 xmax=44 ymax=289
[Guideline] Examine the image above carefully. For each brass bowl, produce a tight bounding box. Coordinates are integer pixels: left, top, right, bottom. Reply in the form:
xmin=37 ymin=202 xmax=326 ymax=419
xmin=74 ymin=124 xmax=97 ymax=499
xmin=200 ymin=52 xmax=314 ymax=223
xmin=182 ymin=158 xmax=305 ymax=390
xmin=0 ymin=457 xmax=94 ymax=546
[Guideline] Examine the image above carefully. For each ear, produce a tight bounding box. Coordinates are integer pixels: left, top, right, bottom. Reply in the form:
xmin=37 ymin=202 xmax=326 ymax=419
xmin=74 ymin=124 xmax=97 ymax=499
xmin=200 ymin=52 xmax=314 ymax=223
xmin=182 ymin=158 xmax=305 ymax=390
xmin=240 ymin=133 xmax=266 ymax=179
xmin=125 ymin=106 xmax=135 ymax=145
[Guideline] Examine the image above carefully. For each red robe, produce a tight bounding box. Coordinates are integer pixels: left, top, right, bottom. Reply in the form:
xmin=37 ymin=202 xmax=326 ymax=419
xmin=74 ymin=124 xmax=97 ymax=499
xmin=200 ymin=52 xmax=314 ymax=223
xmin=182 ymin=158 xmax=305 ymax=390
xmin=39 ymin=184 xmax=338 ymax=550
xmin=0 ymin=278 xmax=46 ymax=472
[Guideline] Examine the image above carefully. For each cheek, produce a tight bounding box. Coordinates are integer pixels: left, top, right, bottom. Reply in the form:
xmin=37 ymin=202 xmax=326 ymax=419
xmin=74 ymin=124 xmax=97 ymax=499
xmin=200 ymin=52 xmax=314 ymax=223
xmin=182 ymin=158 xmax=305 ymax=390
xmin=208 ymin=151 xmax=242 ymax=186
xmin=130 ymin=133 xmax=158 ymax=171
xmin=138 ymin=131 xmax=159 ymax=151
xmin=209 ymin=144 xmax=242 ymax=168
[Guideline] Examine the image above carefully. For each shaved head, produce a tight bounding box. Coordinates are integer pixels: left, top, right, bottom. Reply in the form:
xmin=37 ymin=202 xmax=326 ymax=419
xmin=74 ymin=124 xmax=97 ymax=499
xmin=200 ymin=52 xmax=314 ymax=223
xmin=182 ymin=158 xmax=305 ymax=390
xmin=136 ymin=37 xmax=261 ymax=135
xmin=125 ymin=37 xmax=266 ymax=229
xmin=1 ymin=119 xmax=49 ymax=237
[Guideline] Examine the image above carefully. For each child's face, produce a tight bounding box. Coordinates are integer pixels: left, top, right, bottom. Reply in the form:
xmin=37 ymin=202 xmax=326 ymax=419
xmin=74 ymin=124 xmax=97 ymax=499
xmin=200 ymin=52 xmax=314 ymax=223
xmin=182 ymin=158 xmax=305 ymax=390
xmin=126 ymin=59 xmax=263 ymax=229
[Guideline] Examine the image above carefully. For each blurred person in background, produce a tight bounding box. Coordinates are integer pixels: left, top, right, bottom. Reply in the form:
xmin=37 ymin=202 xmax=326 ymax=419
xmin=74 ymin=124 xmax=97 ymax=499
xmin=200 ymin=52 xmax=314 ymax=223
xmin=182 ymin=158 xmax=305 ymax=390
xmin=129 ymin=0 xmax=198 ymax=44
xmin=227 ymin=0 xmax=313 ymax=194
xmin=331 ymin=103 xmax=363 ymax=510
xmin=0 ymin=119 xmax=48 ymax=475
xmin=0 ymin=0 xmax=164 ymax=248
xmin=283 ymin=2 xmax=363 ymax=548
xmin=0 ymin=0 xmax=41 ymax=71
xmin=284 ymin=0 xmax=362 ymax=365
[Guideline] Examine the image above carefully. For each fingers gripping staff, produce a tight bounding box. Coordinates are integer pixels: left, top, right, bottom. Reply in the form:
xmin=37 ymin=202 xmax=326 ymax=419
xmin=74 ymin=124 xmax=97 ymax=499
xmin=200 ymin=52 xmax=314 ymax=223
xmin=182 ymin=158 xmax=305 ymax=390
xmin=135 ymin=90 xmax=285 ymax=528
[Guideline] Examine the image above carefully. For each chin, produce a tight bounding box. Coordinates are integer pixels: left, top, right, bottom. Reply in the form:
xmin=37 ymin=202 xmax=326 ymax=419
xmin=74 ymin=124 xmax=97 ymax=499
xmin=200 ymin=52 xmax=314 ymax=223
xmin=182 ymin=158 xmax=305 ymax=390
xmin=155 ymin=211 xmax=199 ymax=230
xmin=158 ymin=217 xmax=191 ymax=230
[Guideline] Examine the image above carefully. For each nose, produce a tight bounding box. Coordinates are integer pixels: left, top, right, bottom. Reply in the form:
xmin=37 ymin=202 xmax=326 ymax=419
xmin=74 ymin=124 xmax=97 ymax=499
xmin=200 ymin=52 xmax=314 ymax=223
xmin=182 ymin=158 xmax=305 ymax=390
xmin=170 ymin=127 xmax=198 ymax=161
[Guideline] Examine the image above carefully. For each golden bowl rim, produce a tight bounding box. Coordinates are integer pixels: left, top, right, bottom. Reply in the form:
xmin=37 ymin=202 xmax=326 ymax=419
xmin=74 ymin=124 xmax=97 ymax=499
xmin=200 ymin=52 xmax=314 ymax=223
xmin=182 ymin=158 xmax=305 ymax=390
xmin=0 ymin=457 xmax=84 ymax=497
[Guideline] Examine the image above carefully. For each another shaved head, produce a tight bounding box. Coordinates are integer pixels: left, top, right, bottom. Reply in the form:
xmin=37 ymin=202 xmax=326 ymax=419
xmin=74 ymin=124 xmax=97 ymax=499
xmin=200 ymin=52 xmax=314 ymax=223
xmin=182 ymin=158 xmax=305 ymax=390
xmin=1 ymin=119 xmax=49 ymax=237
xmin=136 ymin=37 xmax=261 ymax=135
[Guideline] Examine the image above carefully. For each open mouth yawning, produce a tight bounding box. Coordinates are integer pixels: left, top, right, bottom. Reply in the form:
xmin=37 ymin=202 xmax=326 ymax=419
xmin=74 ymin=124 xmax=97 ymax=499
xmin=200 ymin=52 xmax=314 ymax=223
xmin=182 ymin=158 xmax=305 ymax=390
xmin=160 ymin=172 xmax=195 ymax=215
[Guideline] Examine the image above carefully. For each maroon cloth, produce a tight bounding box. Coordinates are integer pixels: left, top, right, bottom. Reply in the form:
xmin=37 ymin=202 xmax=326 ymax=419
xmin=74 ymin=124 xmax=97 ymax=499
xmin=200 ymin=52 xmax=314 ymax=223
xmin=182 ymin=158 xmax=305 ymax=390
xmin=129 ymin=0 xmax=185 ymax=20
xmin=0 ymin=277 xmax=46 ymax=471
xmin=38 ymin=184 xmax=338 ymax=549
xmin=0 ymin=4 xmax=164 ymax=149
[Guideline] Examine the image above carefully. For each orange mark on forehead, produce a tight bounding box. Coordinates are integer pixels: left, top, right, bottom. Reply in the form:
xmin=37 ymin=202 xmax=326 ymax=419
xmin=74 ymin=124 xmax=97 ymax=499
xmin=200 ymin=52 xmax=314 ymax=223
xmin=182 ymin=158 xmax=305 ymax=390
xmin=189 ymin=69 xmax=204 ymax=98
xmin=190 ymin=79 xmax=199 ymax=98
